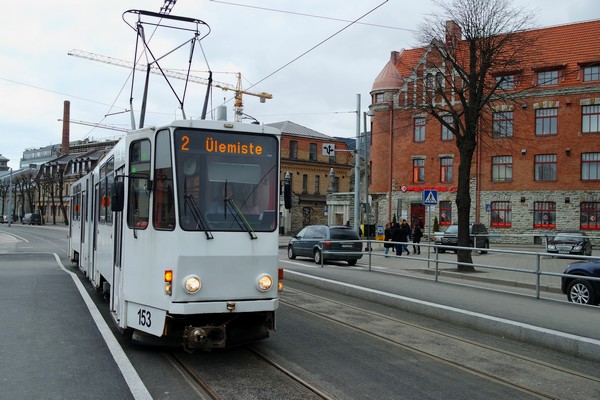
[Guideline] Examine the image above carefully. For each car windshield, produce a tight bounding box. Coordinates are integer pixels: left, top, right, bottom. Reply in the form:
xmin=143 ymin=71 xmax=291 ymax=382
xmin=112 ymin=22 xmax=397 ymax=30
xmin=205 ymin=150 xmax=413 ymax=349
xmin=445 ymin=225 xmax=458 ymax=234
xmin=330 ymin=228 xmax=359 ymax=240
xmin=554 ymin=233 xmax=585 ymax=241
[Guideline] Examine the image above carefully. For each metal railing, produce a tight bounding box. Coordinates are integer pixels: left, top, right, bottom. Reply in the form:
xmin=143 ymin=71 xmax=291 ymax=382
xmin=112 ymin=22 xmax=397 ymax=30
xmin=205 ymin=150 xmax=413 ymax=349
xmin=319 ymin=239 xmax=600 ymax=300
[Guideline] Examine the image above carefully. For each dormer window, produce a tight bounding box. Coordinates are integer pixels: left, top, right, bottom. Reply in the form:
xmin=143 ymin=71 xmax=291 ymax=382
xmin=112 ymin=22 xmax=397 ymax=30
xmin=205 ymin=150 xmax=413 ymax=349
xmin=495 ymin=74 xmax=515 ymax=90
xmin=537 ymin=70 xmax=559 ymax=86
xmin=583 ymin=65 xmax=600 ymax=82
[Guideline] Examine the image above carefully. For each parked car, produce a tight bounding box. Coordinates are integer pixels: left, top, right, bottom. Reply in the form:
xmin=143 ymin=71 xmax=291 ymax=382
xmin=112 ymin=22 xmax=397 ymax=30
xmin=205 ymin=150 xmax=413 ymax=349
xmin=435 ymin=222 xmax=489 ymax=254
xmin=547 ymin=231 xmax=592 ymax=256
xmin=287 ymin=225 xmax=363 ymax=265
xmin=561 ymin=259 xmax=600 ymax=305
xmin=22 ymin=213 xmax=42 ymax=225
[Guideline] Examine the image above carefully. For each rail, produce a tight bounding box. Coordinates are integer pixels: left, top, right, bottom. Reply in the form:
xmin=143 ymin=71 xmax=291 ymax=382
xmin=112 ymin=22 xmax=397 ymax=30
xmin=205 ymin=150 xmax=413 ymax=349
xmin=319 ymin=239 xmax=600 ymax=300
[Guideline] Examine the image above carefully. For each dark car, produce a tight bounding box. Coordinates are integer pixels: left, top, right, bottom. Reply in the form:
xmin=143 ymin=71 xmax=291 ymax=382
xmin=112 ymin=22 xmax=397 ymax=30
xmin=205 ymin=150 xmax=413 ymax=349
xmin=436 ymin=222 xmax=489 ymax=254
xmin=287 ymin=225 xmax=363 ymax=265
xmin=22 ymin=213 xmax=42 ymax=225
xmin=547 ymin=231 xmax=592 ymax=256
xmin=561 ymin=259 xmax=600 ymax=305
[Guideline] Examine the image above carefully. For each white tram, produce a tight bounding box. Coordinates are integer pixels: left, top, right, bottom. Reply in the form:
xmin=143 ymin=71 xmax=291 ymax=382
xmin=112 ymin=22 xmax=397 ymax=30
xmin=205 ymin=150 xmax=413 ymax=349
xmin=68 ymin=119 xmax=283 ymax=351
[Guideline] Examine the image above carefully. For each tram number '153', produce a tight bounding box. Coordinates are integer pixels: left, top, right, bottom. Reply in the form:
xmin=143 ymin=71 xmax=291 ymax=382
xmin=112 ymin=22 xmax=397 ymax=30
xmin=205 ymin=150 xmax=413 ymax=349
xmin=126 ymin=303 xmax=167 ymax=336
xmin=138 ymin=309 xmax=152 ymax=327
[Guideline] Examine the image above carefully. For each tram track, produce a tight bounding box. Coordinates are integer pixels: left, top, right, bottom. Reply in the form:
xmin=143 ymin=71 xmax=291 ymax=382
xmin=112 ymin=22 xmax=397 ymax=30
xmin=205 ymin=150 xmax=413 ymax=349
xmin=165 ymin=346 xmax=332 ymax=400
xmin=281 ymin=287 xmax=600 ymax=400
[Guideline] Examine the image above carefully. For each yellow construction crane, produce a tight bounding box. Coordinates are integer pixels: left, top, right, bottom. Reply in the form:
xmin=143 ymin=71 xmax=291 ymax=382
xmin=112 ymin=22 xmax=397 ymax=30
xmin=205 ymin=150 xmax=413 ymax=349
xmin=67 ymin=49 xmax=273 ymax=122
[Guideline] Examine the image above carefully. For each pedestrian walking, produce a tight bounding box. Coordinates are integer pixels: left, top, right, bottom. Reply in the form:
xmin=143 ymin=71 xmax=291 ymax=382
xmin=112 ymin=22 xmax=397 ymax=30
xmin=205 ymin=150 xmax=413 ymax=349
xmin=412 ymin=223 xmax=423 ymax=254
xmin=391 ymin=222 xmax=403 ymax=255
xmin=399 ymin=220 xmax=411 ymax=255
xmin=383 ymin=223 xmax=393 ymax=256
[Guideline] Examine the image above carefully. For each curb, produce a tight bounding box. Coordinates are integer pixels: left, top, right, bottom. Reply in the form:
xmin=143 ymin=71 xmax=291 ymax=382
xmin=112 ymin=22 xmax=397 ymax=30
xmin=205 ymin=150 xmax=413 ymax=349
xmin=285 ymin=270 xmax=600 ymax=362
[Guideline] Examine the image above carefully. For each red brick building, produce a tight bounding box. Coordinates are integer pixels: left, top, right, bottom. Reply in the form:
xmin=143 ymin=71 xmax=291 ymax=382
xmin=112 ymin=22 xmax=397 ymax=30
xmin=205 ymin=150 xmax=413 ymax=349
xmin=369 ymin=19 xmax=600 ymax=242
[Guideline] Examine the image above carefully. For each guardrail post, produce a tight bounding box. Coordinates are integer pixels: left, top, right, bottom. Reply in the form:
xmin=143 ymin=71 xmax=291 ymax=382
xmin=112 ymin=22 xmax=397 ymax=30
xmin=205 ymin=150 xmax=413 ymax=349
xmin=535 ymin=253 xmax=541 ymax=299
xmin=368 ymin=240 xmax=372 ymax=271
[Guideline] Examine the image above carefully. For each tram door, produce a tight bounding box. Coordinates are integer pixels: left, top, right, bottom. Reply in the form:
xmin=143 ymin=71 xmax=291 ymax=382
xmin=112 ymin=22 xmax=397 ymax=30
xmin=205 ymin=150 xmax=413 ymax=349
xmin=111 ymin=167 xmax=125 ymax=318
xmin=91 ymin=183 xmax=100 ymax=287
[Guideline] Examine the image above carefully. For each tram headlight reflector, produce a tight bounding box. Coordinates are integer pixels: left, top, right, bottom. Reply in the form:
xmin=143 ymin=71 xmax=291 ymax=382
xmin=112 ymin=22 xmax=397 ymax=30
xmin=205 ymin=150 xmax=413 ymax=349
xmin=184 ymin=275 xmax=201 ymax=294
xmin=257 ymin=274 xmax=273 ymax=291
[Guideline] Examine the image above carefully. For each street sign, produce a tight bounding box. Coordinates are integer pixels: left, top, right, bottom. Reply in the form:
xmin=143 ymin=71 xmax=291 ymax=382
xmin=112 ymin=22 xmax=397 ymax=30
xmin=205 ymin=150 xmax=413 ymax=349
xmin=423 ymin=189 xmax=438 ymax=205
xmin=322 ymin=143 xmax=335 ymax=156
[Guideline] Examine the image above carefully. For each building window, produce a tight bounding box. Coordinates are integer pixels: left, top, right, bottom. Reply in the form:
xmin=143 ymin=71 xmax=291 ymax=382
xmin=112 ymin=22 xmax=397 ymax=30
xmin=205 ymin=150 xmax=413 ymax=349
xmin=533 ymin=201 xmax=556 ymax=228
xmin=491 ymin=201 xmax=512 ymax=227
xmin=425 ymin=73 xmax=434 ymax=94
xmin=492 ymin=156 xmax=512 ymax=182
xmin=535 ymin=108 xmax=558 ymax=136
xmin=582 ymin=153 xmax=600 ymax=181
xmin=314 ymin=175 xmax=320 ymax=194
xmin=440 ymin=157 xmax=453 ymax=183
xmin=493 ymin=111 xmax=513 ymax=138
xmin=414 ymin=117 xmax=426 ymax=142
xmin=374 ymin=93 xmax=384 ymax=103
xmin=290 ymin=140 xmax=298 ymax=159
xmin=495 ymin=74 xmax=515 ymax=90
xmin=582 ymin=105 xmax=600 ymax=133
xmin=583 ymin=66 xmax=600 ymax=82
xmin=537 ymin=70 xmax=559 ymax=86
xmin=302 ymin=174 xmax=308 ymax=193
xmin=534 ymin=154 xmax=557 ymax=181
xmin=413 ymin=159 xmax=425 ymax=183
xmin=581 ymin=202 xmax=600 ymax=230
xmin=441 ymin=115 xmax=453 ymax=141
xmin=309 ymin=143 xmax=317 ymax=161
xmin=439 ymin=201 xmax=452 ymax=225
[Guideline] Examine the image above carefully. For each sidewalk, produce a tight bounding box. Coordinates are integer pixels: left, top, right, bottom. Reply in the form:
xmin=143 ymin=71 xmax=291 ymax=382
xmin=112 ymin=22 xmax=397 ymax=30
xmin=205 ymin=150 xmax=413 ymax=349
xmin=278 ymin=235 xmax=566 ymax=294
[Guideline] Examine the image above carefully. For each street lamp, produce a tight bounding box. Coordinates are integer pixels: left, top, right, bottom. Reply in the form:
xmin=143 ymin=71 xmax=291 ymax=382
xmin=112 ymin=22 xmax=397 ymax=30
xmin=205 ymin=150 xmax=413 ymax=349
xmin=7 ymin=168 xmax=13 ymax=227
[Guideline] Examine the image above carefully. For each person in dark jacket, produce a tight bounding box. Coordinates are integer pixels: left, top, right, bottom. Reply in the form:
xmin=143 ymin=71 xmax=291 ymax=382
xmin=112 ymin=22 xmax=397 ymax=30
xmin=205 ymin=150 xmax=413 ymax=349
xmin=412 ymin=223 xmax=423 ymax=254
xmin=399 ymin=220 xmax=411 ymax=255
xmin=391 ymin=222 xmax=403 ymax=255
xmin=383 ymin=223 xmax=393 ymax=257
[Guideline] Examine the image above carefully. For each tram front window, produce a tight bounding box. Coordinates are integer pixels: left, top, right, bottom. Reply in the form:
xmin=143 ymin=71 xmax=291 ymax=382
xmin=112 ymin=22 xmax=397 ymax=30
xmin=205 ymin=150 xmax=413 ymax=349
xmin=174 ymin=129 xmax=278 ymax=232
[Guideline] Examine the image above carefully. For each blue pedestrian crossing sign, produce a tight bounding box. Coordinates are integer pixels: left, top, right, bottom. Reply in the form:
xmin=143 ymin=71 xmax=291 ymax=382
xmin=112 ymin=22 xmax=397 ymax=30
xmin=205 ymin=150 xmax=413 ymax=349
xmin=423 ymin=189 xmax=438 ymax=205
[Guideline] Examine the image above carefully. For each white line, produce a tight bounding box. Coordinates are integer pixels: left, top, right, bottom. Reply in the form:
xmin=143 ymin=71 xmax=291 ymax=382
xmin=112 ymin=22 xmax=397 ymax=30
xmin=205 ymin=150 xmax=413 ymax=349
xmin=52 ymin=253 xmax=152 ymax=400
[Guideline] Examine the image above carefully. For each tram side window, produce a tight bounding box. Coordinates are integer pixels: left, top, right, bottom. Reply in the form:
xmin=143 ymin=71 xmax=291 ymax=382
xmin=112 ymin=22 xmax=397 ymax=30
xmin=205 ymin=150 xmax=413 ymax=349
xmin=153 ymin=130 xmax=175 ymax=230
xmin=97 ymin=158 xmax=115 ymax=226
xmin=127 ymin=140 xmax=151 ymax=229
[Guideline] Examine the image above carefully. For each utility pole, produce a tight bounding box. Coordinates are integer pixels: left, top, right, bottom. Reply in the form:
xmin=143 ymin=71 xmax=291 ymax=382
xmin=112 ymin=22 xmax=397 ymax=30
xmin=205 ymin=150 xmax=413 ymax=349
xmin=7 ymin=168 xmax=13 ymax=227
xmin=353 ymin=94 xmax=361 ymax=236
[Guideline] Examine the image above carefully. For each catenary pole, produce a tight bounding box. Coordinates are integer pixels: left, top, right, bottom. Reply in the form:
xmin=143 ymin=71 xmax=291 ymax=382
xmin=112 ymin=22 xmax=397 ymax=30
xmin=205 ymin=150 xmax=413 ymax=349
xmin=354 ymin=94 xmax=361 ymax=236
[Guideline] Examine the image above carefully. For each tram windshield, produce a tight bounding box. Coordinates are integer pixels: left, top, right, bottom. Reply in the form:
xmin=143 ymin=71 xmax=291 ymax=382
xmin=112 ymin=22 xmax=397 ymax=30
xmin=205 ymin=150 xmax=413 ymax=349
xmin=174 ymin=128 xmax=279 ymax=232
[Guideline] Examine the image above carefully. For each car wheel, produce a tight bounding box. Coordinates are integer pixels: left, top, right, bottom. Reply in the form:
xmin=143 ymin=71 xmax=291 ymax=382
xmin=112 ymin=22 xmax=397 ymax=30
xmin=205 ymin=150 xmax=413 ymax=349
xmin=567 ymin=279 xmax=598 ymax=305
xmin=438 ymin=247 xmax=445 ymax=254
xmin=347 ymin=259 xmax=357 ymax=266
xmin=287 ymin=245 xmax=296 ymax=260
xmin=478 ymin=241 xmax=489 ymax=255
xmin=313 ymin=249 xmax=322 ymax=264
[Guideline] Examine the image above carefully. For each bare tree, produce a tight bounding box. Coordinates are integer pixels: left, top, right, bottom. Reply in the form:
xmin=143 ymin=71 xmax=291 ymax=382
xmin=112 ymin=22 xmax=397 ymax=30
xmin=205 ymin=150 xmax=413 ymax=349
xmin=415 ymin=0 xmax=535 ymax=270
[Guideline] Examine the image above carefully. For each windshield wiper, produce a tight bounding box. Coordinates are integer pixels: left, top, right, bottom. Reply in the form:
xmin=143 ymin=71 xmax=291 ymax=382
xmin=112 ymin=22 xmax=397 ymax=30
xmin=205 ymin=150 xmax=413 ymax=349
xmin=184 ymin=194 xmax=214 ymax=239
xmin=225 ymin=197 xmax=257 ymax=240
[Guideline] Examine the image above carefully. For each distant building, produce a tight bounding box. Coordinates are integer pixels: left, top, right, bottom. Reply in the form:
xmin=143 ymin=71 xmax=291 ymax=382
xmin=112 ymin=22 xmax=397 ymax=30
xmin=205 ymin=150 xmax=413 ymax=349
xmin=369 ymin=19 xmax=600 ymax=242
xmin=266 ymin=121 xmax=354 ymax=234
xmin=0 ymin=154 xmax=8 ymax=172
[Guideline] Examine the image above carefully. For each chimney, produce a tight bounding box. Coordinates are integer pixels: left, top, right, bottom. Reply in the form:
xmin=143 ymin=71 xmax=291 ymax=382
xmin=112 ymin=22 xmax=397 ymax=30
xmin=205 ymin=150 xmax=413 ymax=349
xmin=445 ymin=20 xmax=461 ymax=53
xmin=61 ymin=100 xmax=70 ymax=155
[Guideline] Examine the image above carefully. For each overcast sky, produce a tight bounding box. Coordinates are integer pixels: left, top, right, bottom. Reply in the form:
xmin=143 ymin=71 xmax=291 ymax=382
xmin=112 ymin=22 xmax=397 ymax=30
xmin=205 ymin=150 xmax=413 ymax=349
xmin=1 ymin=0 xmax=598 ymax=170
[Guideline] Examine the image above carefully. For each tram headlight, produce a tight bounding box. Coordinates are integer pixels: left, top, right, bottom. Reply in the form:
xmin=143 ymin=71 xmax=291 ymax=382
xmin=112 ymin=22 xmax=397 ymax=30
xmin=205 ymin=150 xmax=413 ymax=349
xmin=183 ymin=275 xmax=202 ymax=294
xmin=257 ymin=274 xmax=274 ymax=292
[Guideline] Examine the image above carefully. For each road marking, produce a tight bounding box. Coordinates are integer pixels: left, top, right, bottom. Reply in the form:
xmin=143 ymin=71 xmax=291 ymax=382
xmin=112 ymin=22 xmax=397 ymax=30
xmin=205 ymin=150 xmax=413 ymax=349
xmin=52 ymin=253 xmax=152 ymax=400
